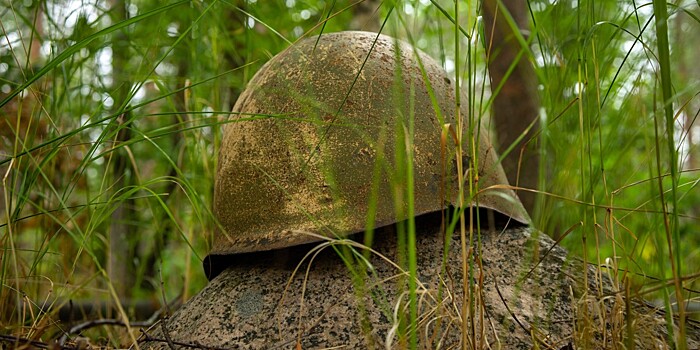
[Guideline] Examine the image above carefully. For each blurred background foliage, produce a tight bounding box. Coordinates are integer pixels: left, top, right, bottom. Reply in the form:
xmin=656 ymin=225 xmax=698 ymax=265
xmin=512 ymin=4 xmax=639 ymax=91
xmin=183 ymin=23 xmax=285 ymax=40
xmin=1 ymin=0 xmax=698 ymax=341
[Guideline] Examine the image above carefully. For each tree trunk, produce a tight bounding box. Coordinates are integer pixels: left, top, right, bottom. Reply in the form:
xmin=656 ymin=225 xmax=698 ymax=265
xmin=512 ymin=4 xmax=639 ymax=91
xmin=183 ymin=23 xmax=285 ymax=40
xmin=108 ymin=0 xmax=135 ymax=299
xmin=349 ymin=0 xmax=381 ymax=32
xmin=482 ymin=0 xmax=540 ymax=216
xmin=675 ymin=8 xmax=698 ymax=171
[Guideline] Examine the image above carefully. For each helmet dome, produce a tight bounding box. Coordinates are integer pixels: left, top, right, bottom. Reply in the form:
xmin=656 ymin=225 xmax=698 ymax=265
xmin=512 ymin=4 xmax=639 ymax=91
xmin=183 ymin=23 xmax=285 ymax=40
xmin=207 ymin=31 xmax=528 ymax=270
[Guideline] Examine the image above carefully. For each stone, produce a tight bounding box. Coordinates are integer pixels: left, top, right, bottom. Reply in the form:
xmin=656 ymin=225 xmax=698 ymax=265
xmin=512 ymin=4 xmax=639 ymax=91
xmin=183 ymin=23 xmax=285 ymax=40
xmin=139 ymin=212 xmax=699 ymax=349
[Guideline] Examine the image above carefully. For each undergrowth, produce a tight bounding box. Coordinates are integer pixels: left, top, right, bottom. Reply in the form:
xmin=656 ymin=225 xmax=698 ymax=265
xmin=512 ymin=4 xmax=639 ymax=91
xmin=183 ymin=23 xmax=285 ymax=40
xmin=0 ymin=0 xmax=698 ymax=348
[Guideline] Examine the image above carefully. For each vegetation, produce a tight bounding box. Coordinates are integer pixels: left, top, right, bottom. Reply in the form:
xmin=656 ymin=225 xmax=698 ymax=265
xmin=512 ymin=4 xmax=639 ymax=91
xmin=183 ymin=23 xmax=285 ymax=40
xmin=1 ymin=0 xmax=698 ymax=348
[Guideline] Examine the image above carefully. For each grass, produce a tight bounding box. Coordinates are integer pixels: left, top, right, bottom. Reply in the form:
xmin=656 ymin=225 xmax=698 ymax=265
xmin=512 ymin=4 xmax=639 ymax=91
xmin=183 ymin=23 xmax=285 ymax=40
xmin=1 ymin=0 xmax=699 ymax=348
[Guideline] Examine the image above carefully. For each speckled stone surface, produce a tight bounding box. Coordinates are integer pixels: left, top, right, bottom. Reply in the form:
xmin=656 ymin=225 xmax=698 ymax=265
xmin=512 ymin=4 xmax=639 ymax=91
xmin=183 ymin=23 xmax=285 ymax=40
xmin=140 ymin=214 xmax=698 ymax=349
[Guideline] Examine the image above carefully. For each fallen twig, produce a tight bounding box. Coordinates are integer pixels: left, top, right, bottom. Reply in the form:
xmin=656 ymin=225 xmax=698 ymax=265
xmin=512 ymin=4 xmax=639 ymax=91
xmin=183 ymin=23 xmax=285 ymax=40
xmin=0 ymin=333 xmax=77 ymax=350
xmin=57 ymin=295 xmax=181 ymax=346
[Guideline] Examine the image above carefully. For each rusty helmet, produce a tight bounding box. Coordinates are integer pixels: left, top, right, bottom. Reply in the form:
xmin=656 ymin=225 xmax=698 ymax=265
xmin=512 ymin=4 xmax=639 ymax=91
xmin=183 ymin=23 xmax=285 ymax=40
xmin=206 ymin=31 xmax=528 ymax=274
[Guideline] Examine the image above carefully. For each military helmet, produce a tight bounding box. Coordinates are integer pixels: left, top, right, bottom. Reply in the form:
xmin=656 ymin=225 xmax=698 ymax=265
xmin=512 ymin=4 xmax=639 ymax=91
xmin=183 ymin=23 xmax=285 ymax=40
xmin=206 ymin=31 xmax=528 ymax=275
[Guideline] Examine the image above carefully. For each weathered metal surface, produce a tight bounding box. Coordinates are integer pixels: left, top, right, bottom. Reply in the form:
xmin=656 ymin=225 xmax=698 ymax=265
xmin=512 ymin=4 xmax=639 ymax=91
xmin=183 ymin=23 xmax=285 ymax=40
xmin=210 ymin=31 xmax=528 ymax=264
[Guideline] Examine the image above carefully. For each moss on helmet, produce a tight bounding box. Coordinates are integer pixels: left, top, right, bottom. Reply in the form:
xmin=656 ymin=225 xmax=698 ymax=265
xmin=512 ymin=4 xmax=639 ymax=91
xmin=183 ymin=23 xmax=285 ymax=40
xmin=208 ymin=31 xmax=528 ymax=271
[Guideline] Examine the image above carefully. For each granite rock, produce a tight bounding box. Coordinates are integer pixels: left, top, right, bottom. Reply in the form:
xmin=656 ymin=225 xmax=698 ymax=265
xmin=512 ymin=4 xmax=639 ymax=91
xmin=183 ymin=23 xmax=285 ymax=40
xmin=140 ymin=213 xmax=698 ymax=349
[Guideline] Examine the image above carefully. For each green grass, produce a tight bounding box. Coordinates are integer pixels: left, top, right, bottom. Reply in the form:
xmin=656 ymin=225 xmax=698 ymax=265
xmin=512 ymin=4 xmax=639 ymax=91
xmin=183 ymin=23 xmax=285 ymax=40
xmin=1 ymin=0 xmax=698 ymax=348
